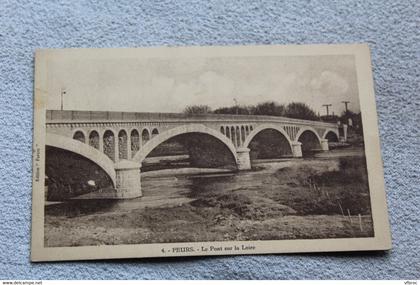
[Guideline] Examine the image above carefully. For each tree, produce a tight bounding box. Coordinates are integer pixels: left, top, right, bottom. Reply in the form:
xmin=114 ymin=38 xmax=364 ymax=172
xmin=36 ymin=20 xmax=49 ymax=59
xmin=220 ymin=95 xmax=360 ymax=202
xmin=186 ymin=101 xmax=320 ymax=121
xmin=214 ymin=105 xmax=252 ymax=115
xmin=320 ymin=114 xmax=339 ymax=123
xmin=253 ymin=101 xmax=286 ymax=116
xmin=184 ymin=105 xmax=212 ymax=115
xmin=285 ymin=102 xmax=319 ymax=121
xmin=340 ymin=110 xmax=363 ymax=135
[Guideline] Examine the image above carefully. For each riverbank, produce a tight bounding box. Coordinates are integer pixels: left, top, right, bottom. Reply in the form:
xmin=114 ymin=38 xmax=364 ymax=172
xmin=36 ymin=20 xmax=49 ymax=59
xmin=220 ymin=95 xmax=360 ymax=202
xmin=45 ymin=149 xmax=374 ymax=247
xmin=45 ymin=212 xmax=372 ymax=246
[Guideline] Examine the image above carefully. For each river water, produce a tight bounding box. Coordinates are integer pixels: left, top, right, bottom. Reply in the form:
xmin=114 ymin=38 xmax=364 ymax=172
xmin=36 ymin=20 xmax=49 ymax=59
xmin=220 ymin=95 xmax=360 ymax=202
xmin=46 ymin=148 xmax=364 ymax=217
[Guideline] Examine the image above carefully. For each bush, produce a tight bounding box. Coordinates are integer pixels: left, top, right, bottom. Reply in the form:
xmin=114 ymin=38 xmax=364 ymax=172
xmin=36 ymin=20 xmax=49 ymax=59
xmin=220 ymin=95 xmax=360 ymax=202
xmin=184 ymin=105 xmax=212 ymax=115
xmin=285 ymin=102 xmax=320 ymax=121
xmin=213 ymin=101 xmax=320 ymax=120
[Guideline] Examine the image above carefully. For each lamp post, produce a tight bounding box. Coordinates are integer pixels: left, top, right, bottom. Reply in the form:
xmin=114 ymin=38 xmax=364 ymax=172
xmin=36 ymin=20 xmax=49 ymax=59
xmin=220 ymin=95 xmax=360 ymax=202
xmin=60 ymin=88 xmax=66 ymax=111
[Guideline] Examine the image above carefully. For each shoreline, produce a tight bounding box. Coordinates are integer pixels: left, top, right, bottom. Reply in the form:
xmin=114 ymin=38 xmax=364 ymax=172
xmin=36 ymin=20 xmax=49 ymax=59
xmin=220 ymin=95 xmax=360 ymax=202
xmin=141 ymin=167 xmax=234 ymax=178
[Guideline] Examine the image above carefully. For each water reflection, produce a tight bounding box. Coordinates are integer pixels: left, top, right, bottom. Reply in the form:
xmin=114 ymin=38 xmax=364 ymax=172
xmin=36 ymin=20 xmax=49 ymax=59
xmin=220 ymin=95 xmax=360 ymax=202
xmin=45 ymin=161 xmax=282 ymax=218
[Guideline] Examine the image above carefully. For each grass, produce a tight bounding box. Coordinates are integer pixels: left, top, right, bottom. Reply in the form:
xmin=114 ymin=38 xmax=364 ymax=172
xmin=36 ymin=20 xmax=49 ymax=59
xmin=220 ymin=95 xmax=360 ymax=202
xmin=301 ymin=156 xmax=371 ymax=216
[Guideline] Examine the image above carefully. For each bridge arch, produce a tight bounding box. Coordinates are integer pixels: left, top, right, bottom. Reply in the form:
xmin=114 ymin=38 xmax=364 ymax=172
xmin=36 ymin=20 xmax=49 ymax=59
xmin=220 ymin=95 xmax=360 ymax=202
xmin=141 ymin=128 xmax=151 ymax=143
xmin=295 ymin=126 xmax=322 ymax=143
xmin=129 ymin=128 xmax=140 ymax=157
xmin=88 ymin=130 xmax=100 ymax=149
xmin=102 ymin=128 xmax=117 ymax=161
xmin=243 ymin=123 xmax=293 ymax=149
xmin=234 ymin=126 xmax=240 ymax=146
xmin=133 ymin=124 xmax=238 ymax=164
xmin=295 ymin=126 xmax=323 ymax=153
xmin=226 ymin=126 xmax=231 ymax=138
xmin=129 ymin=127 xmax=140 ymax=137
xmin=118 ymin=129 xmax=129 ymax=160
xmin=46 ymin=133 xmax=116 ymax=187
xmin=72 ymin=129 xmax=87 ymax=143
xmin=323 ymin=128 xmax=339 ymax=142
xmin=151 ymin=128 xmax=159 ymax=137
xmin=230 ymin=126 xmax=236 ymax=146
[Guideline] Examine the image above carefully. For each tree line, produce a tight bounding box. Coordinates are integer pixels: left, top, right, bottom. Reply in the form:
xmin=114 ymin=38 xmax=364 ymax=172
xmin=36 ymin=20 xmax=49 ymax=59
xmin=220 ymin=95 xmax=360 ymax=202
xmin=184 ymin=101 xmax=363 ymax=136
xmin=184 ymin=101 xmax=320 ymax=121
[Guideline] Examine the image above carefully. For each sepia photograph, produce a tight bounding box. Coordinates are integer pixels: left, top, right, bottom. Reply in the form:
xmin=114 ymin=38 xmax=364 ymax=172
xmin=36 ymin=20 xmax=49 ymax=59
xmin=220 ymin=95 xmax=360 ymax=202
xmin=31 ymin=44 xmax=391 ymax=261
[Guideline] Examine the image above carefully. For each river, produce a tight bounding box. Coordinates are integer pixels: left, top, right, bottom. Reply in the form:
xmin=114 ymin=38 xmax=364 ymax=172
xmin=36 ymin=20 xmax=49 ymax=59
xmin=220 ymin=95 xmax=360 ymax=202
xmin=44 ymin=147 xmax=374 ymax=247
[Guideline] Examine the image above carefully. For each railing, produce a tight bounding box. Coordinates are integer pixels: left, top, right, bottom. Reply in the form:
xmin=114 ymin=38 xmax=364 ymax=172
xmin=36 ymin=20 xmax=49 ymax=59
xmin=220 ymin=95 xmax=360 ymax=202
xmin=46 ymin=110 xmax=338 ymax=128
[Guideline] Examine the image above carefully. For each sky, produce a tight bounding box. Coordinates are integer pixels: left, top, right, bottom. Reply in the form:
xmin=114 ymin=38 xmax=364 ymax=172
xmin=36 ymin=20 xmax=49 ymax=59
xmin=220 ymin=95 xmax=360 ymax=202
xmin=46 ymin=53 xmax=360 ymax=115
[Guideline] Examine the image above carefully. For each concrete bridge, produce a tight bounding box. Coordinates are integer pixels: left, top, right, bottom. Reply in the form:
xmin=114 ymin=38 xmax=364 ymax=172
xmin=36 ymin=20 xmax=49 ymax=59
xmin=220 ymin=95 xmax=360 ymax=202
xmin=45 ymin=110 xmax=346 ymax=198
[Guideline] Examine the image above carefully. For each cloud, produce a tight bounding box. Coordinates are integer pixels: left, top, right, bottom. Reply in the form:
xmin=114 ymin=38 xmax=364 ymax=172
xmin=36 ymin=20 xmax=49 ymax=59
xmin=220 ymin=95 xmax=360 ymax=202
xmin=309 ymin=70 xmax=349 ymax=96
xmin=47 ymin=54 xmax=360 ymax=113
xmin=170 ymin=71 xmax=236 ymax=109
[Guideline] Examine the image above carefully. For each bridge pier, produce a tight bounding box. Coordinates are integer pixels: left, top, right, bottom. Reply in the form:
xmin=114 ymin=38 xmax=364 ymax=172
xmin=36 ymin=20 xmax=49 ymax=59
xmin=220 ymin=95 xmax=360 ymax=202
xmin=343 ymin=124 xmax=348 ymax=142
xmin=114 ymin=160 xmax=142 ymax=198
xmin=320 ymin=139 xmax=329 ymax=151
xmin=236 ymin=147 xmax=251 ymax=170
xmin=291 ymin=142 xmax=303 ymax=158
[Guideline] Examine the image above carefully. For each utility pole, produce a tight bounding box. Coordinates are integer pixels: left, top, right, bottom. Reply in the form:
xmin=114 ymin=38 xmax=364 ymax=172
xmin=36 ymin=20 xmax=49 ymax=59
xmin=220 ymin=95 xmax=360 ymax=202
xmin=60 ymin=88 xmax=66 ymax=111
xmin=322 ymin=104 xmax=332 ymax=116
xmin=342 ymin=101 xmax=350 ymax=113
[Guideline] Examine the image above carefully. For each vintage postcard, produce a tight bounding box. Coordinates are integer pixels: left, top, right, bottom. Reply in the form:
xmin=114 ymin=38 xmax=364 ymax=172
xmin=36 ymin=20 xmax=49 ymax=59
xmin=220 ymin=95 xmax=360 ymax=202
xmin=31 ymin=44 xmax=391 ymax=261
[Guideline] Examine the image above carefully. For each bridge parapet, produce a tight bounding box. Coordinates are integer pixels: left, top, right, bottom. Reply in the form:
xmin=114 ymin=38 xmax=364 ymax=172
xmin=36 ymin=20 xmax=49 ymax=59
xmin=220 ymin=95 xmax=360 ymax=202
xmin=46 ymin=110 xmax=338 ymax=128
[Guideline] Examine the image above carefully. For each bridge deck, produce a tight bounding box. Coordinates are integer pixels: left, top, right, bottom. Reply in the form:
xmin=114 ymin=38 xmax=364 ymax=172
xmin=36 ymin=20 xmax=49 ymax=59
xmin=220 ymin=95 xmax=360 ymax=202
xmin=46 ymin=110 xmax=337 ymax=128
